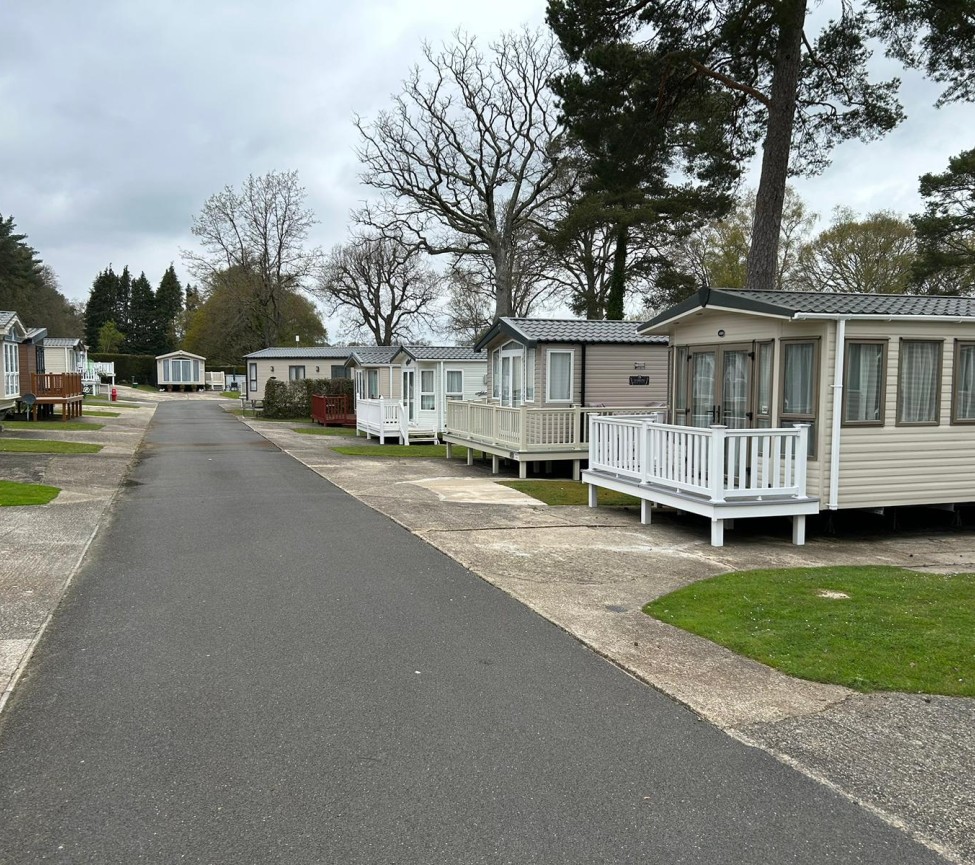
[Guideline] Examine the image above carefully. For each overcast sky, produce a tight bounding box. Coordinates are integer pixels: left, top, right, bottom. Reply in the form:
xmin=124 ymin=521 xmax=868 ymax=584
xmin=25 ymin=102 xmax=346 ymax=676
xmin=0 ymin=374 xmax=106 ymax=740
xmin=2 ymin=1 xmax=973 ymax=327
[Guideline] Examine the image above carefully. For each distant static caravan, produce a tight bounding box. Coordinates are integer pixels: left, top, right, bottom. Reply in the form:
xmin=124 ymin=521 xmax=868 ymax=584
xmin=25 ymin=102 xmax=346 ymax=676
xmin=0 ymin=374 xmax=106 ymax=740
xmin=156 ymin=350 xmax=206 ymax=392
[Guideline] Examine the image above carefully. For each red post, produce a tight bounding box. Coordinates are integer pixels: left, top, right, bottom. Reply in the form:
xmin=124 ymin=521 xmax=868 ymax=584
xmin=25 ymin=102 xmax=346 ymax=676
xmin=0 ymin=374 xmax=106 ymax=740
xmin=111 ymin=387 xmax=117 ymax=402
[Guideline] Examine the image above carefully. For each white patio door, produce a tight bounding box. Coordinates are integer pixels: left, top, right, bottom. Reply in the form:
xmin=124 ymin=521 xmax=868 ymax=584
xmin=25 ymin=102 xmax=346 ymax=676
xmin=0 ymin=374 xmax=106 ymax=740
xmin=499 ymin=349 xmax=523 ymax=407
xmin=687 ymin=345 xmax=752 ymax=429
xmin=402 ymin=369 xmax=416 ymax=422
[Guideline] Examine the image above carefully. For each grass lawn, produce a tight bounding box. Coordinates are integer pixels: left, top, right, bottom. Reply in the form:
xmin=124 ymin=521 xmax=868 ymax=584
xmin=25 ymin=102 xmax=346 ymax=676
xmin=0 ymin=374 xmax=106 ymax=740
xmin=332 ymin=444 xmax=468 ymax=458
xmin=644 ymin=565 xmax=975 ymax=697
xmin=2 ymin=421 xmax=105 ymax=432
xmin=85 ymin=400 xmax=139 ymax=409
xmin=0 ymin=438 xmax=102 ymax=454
xmin=499 ymin=479 xmax=642 ymax=507
xmin=295 ymin=426 xmax=358 ymax=436
xmin=0 ymin=479 xmax=61 ymax=506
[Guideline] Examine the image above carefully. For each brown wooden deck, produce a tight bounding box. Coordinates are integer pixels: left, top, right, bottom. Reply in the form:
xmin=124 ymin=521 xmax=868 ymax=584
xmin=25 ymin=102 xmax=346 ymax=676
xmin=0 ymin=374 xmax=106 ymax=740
xmin=30 ymin=373 xmax=85 ymax=421
xmin=311 ymin=394 xmax=355 ymax=427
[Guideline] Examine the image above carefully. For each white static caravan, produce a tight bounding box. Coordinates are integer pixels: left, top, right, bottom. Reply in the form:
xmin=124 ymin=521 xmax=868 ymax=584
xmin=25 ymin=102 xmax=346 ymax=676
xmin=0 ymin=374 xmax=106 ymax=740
xmin=346 ymin=346 xmax=410 ymax=442
xmin=391 ymin=345 xmax=487 ymax=435
xmin=584 ymin=288 xmax=975 ymax=545
xmin=1 ymin=311 xmax=27 ymax=414
xmin=156 ymin=350 xmax=206 ymax=391
xmin=41 ymin=337 xmax=85 ymax=375
xmin=243 ymin=347 xmax=355 ymax=401
xmin=442 ymin=318 xmax=669 ymax=479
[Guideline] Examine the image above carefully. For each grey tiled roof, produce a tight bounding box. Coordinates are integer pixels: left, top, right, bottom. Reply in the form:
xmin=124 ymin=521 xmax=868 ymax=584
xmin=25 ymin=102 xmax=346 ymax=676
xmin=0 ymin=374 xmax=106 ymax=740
xmin=644 ymin=287 xmax=975 ymax=330
xmin=346 ymin=346 xmax=401 ymax=365
xmin=480 ymin=318 xmax=668 ymax=350
xmin=42 ymin=337 xmax=83 ymax=347
xmin=401 ymin=345 xmax=485 ymax=361
xmin=0 ymin=311 xmax=17 ymax=331
xmin=244 ymin=346 xmax=355 ymax=359
xmin=721 ymin=289 xmax=975 ymax=317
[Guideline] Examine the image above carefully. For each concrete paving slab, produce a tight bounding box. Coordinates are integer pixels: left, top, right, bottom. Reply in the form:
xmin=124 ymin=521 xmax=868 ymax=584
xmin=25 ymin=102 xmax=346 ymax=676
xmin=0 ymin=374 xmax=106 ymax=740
xmin=405 ymin=476 xmax=543 ymax=505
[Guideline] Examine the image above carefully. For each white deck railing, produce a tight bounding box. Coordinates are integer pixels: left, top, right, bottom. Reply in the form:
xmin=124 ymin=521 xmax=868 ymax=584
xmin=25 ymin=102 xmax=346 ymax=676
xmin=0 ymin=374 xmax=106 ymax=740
xmin=356 ymin=397 xmax=405 ymax=443
xmin=588 ymin=416 xmax=808 ymax=502
xmin=445 ymin=401 xmax=666 ymax=453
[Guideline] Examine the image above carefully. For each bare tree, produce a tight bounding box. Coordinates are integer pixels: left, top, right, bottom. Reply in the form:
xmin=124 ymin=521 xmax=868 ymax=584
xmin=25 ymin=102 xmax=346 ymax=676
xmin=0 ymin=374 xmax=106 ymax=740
xmin=354 ymin=28 xmax=566 ymax=322
xmin=316 ymin=234 xmax=441 ymax=345
xmin=182 ymin=170 xmax=319 ymax=348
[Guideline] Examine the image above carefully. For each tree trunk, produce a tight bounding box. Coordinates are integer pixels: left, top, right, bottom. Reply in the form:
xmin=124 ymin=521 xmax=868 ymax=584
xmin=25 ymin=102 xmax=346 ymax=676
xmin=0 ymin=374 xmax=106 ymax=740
xmin=492 ymin=246 xmax=514 ymax=321
xmin=606 ymin=224 xmax=629 ymax=319
xmin=746 ymin=0 xmax=807 ymax=292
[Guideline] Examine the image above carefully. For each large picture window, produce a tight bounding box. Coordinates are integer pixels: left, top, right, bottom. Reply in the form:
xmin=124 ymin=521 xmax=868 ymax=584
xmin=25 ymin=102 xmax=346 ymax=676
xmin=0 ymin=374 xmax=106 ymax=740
xmin=546 ymin=350 xmax=573 ymax=403
xmin=953 ymin=341 xmax=975 ymax=423
xmin=843 ymin=341 xmax=886 ymax=425
xmin=4 ymin=341 xmax=19 ymax=397
xmin=897 ymin=339 xmax=942 ymax=425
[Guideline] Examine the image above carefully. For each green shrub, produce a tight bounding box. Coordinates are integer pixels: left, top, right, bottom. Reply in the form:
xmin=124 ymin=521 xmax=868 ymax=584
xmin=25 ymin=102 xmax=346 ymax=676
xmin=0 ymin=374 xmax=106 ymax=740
xmin=263 ymin=377 xmax=351 ymax=418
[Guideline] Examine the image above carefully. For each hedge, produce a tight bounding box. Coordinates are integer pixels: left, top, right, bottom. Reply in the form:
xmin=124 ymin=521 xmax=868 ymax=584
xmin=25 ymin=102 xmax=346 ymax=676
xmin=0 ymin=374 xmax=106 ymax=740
xmin=89 ymin=353 xmax=157 ymax=385
xmin=263 ymin=377 xmax=355 ymax=419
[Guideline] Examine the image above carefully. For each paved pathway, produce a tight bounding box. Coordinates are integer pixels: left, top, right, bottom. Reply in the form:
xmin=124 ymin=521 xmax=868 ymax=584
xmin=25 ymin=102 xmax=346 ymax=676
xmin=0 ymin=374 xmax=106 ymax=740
xmin=0 ymin=402 xmax=951 ymax=863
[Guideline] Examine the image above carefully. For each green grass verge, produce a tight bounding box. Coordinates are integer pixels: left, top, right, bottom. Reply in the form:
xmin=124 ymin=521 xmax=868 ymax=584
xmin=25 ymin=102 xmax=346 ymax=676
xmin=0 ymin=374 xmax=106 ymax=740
xmin=85 ymin=400 xmax=139 ymax=409
xmin=644 ymin=565 xmax=975 ymax=697
xmin=294 ymin=426 xmax=358 ymax=436
xmin=499 ymin=479 xmax=641 ymax=507
xmin=2 ymin=421 xmax=105 ymax=431
xmin=0 ymin=438 xmax=103 ymax=454
xmin=84 ymin=410 xmax=121 ymax=418
xmin=0 ymin=479 xmax=61 ymax=506
xmin=332 ymin=444 xmax=468 ymax=458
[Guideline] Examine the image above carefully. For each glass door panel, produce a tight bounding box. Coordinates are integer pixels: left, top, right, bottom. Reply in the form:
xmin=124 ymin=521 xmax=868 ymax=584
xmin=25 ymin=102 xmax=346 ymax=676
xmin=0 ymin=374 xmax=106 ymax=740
xmin=402 ymin=370 xmax=416 ymax=422
xmin=689 ymin=351 xmax=716 ymax=427
xmin=722 ymin=349 xmax=750 ymax=429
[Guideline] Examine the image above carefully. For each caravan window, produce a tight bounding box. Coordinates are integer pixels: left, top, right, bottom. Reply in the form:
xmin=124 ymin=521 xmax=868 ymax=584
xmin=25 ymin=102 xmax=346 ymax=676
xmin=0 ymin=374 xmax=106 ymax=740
xmin=843 ymin=341 xmax=887 ymax=425
xmin=953 ymin=341 xmax=975 ymax=423
xmin=897 ymin=340 xmax=942 ymax=425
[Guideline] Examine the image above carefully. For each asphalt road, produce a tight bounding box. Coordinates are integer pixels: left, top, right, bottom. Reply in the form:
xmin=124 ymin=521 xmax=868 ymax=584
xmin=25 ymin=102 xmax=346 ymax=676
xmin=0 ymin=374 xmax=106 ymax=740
xmin=0 ymin=402 xmax=946 ymax=864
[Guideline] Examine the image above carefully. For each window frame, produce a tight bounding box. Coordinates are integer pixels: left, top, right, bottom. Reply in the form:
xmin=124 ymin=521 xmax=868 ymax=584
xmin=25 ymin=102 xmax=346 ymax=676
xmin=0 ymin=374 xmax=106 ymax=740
xmin=952 ymin=339 xmax=975 ymax=424
xmin=779 ymin=338 xmax=819 ymax=459
xmin=545 ymin=349 xmax=574 ymax=404
xmin=445 ymin=369 xmax=464 ymax=401
xmin=420 ymin=368 xmax=436 ymax=411
xmin=753 ymin=340 xmax=774 ymax=428
xmin=842 ymin=339 xmax=888 ymax=428
xmin=248 ymin=362 xmax=257 ymax=394
xmin=288 ymin=365 xmax=306 ymax=381
xmin=4 ymin=341 xmax=20 ymax=397
xmin=896 ymin=338 xmax=943 ymax=427
xmin=366 ymin=368 xmax=380 ymax=399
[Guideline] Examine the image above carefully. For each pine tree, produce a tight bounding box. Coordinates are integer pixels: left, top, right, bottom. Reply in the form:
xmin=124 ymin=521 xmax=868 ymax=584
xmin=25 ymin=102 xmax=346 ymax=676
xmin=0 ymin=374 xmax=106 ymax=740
xmin=115 ymin=266 xmax=132 ymax=333
xmin=85 ymin=266 xmax=120 ymax=348
xmin=154 ymin=264 xmax=184 ymax=353
xmin=124 ymin=271 xmax=156 ymax=354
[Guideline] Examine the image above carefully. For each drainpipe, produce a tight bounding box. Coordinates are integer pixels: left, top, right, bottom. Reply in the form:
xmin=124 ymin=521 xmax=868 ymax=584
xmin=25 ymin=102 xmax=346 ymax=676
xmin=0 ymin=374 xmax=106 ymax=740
xmin=579 ymin=343 xmax=588 ymax=441
xmin=828 ymin=318 xmax=847 ymax=510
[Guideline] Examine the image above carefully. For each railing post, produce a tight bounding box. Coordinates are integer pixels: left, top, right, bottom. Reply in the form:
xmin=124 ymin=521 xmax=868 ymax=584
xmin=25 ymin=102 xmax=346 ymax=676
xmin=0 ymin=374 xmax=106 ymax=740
xmin=587 ymin=414 xmax=596 ymax=466
xmin=709 ymin=425 xmax=727 ymax=503
xmin=795 ymin=424 xmax=809 ymax=498
xmin=519 ymin=406 xmax=527 ymax=451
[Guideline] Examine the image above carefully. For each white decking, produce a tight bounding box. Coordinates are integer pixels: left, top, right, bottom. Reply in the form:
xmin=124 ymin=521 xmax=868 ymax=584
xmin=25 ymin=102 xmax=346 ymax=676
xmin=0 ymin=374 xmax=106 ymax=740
xmin=583 ymin=416 xmax=819 ymax=546
xmin=443 ymin=401 xmax=665 ymax=479
xmin=355 ymin=397 xmax=438 ymax=445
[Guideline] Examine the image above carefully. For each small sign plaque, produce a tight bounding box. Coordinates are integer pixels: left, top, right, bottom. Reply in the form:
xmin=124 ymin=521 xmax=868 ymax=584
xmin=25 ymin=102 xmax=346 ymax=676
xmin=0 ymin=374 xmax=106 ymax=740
xmin=628 ymin=375 xmax=650 ymax=386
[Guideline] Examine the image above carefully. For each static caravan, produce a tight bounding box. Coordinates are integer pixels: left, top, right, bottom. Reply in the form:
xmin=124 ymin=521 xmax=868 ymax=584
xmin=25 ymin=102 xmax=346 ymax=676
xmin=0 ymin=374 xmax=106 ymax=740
xmin=1 ymin=311 xmax=27 ymax=414
xmin=243 ymin=346 xmax=355 ymax=401
xmin=442 ymin=318 xmax=669 ymax=478
xmin=584 ymin=288 xmax=975 ymax=545
xmin=41 ymin=337 xmax=84 ymax=375
xmin=390 ymin=345 xmax=487 ymax=436
xmin=156 ymin=350 xmax=206 ymax=391
xmin=345 ymin=346 xmax=409 ymax=442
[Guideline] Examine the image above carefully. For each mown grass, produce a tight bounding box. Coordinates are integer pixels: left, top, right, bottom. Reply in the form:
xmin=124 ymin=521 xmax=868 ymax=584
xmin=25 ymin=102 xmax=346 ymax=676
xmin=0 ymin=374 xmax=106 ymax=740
xmin=0 ymin=479 xmax=61 ymax=506
xmin=0 ymin=438 xmax=102 ymax=454
xmin=644 ymin=565 xmax=975 ymax=697
xmin=2 ymin=421 xmax=105 ymax=432
xmin=332 ymin=444 xmax=468 ymax=458
xmin=499 ymin=479 xmax=642 ymax=507
xmin=294 ymin=426 xmax=358 ymax=436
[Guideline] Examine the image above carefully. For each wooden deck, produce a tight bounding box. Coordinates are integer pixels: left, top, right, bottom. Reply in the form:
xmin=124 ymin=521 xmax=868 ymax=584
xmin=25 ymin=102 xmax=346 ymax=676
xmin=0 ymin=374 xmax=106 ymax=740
xmin=30 ymin=373 xmax=85 ymax=421
xmin=583 ymin=416 xmax=818 ymax=546
xmin=311 ymin=394 xmax=355 ymax=427
xmin=355 ymin=398 xmax=438 ymax=444
xmin=442 ymin=401 xmax=666 ymax=479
